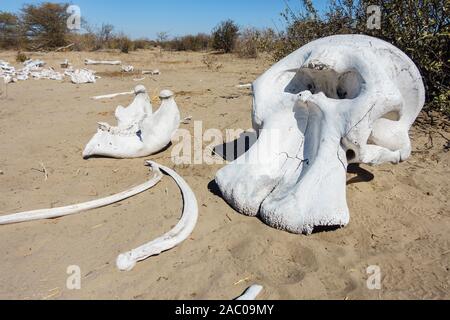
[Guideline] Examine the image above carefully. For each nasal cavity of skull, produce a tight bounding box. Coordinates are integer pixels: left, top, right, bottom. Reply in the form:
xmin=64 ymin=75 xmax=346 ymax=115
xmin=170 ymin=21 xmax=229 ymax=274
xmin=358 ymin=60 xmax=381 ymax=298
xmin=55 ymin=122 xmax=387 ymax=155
xmin=285 ymin=69 xmax=363 ymax=100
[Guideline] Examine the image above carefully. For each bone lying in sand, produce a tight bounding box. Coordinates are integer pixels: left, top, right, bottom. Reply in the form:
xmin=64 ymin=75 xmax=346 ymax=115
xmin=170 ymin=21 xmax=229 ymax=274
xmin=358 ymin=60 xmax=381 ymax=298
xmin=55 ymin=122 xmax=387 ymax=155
xmin=83 ymin=85 xmax=181 ymax=159
xmin=235 ymin=285 xmax=264 ymax=300
xmin=116 ymin=161 xmax=199 ymax=271
xmin=121 ymin=65 xmax=134 ymax=72
xmin=215 ymin=34 xmax=426 ymax=235
xmin=65 ymin=68 xmax=97 ymax=84
xmin=85 ymin=59 xmax=121 ymax=66
xmin=142 ymin=69 xmax=160 ymax=75
xmin=0 ymin=164 xmax=162 ymax=225
xmin=0 ymin=161 xmax=199 ymax=272
xmin=92 ymin=91 xmax=135 ymax=100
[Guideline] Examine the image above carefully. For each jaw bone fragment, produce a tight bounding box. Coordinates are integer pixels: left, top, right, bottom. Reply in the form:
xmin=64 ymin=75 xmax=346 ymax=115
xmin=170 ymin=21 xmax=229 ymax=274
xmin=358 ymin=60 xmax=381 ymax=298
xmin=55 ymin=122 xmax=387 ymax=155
xmin=85 ymin=59 xmax=121 ymax=66
xmin=215 ymin=35 xmax=426 ymax=235
xmin=83 ymin=85 xmax=181 ymax=159
xmin=0 ymin=164 xmax=162 ymax=225
xmin=116 ymin=161 xmax=199 ymax=271
xmin=23 ymin=59 xmax=45 ymax=69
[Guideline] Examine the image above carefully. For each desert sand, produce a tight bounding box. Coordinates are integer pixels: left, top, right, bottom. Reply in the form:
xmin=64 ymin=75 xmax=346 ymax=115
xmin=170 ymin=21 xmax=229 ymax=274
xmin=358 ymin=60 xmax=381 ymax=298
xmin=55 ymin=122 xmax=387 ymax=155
xmin=0 ymin=49 xmax=448 ymax=300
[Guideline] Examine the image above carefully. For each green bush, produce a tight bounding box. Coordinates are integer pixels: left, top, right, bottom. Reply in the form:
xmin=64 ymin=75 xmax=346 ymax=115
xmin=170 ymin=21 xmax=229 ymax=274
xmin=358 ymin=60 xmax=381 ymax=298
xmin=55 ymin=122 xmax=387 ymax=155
xmin=16 ymin=51 xmax=28 ymax=62
xmin=20 ymin=2 xmax=70 ymax=49
xmin=163 ymin=33 xmax=211 ymax=52
xmin=235 ymin=27 xmax=280 ymax=58
xmin=275 ymin=0 xmax=450 ymax=118
xmin=212 ymin=19 xmax=239 ymax=53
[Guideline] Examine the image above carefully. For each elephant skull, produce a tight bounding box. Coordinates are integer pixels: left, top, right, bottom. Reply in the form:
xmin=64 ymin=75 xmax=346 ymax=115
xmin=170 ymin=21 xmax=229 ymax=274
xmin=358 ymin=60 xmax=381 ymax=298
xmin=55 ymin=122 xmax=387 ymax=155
xmin=215 ymin=35 xmax=425 ymax=235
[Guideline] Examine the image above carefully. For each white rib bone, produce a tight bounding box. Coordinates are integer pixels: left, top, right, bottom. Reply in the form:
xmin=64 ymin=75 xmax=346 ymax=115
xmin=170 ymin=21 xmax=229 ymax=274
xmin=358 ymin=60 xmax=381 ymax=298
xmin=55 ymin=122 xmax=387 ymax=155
xmin=116 ymin=161 xmax=199 ymax=271
xmin=0 ymin=165 xmax=163 ymax=225
xmin=84 ymin=59 xmax=121 ymax=66
xmin=92 ymin=91 xmax=134 ymax=100
xmin=235 ymin=285 xmax=263 ymax=300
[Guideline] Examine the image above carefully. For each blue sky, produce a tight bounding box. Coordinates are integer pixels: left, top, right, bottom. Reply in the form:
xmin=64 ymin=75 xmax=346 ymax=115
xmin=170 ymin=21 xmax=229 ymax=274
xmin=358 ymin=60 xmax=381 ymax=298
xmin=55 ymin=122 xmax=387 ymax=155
xmin=0 ymin=0 xmax=329 ymax=39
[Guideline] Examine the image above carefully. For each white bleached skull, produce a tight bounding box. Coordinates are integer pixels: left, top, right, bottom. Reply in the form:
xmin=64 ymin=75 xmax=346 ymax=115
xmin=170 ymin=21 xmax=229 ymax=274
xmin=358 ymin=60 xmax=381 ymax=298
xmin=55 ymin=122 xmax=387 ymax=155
xmin=215 ymin=35 xmax=425 ymax=235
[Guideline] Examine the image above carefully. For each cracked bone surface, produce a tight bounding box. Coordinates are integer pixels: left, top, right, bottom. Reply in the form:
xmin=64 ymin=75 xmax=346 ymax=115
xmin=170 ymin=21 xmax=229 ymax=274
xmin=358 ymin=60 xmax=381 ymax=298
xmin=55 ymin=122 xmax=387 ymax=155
xmin=116 ymin=161 xmax=199 ymax=271
xmin=83 ymin=85 xmax=181 ymax=159
xmin=84 ymin=58 xmax=121 ymax=65
xmin=215 ymin=35 xmax=425 ymax=235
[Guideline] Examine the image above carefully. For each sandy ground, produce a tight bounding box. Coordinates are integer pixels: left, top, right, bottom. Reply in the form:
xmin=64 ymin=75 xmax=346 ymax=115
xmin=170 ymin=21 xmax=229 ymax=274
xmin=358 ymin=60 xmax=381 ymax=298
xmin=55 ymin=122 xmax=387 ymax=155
xmin=0 ymin=49 xmax=448 ymax=300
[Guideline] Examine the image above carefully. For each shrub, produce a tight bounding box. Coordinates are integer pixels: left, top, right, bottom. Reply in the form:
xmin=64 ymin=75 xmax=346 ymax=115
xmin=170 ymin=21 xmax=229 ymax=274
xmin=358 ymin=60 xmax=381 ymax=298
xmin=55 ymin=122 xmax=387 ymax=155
xmin=275 ymin=0 xmax=450 ymax=118
xmin=212 ymin=19 xmax=239 ymax=53
xmin=16 ymin=51 xmax=28 ymax=62
xmin=235 ymin=28 xmax=259 ymax=58
xmin=0 ymin=11 xmax=20 ymax=49
xmin=133 ymin=38 xmax=156 ymax=50
xmin=114 ymin=34 xmax=134 ymax=53
xmin=163 ymin=33 xmax=211 ymax=52
xmin=68 ymin=32 xmax=97 ymax=51
xmin=235 ymin=28 xmax=280 ymax=58
xmin=20 ymin=2 xmax=70 ymax=50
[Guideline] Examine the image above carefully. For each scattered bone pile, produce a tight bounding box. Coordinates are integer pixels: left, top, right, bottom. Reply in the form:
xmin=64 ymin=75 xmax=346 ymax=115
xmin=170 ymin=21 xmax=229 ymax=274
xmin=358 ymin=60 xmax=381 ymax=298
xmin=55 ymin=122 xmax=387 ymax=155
xmin=0 ymin=59 xmax=98 ymax=84
xmin=0 ymin=58 xmax=142 ymax=85
xmin=1 ymin=55 xmax=161 ymax=86
xmin=1 ymin=59 xmax=61 ymax=83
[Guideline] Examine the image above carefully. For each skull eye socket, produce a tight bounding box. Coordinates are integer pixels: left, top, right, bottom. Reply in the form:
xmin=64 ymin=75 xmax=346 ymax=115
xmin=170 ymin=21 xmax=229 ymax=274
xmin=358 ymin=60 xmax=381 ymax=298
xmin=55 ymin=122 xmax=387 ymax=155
xmin=336 ymin=71 xmax=364 ymax=100
xmin=285 ymin=69 xmax=363 ymax=100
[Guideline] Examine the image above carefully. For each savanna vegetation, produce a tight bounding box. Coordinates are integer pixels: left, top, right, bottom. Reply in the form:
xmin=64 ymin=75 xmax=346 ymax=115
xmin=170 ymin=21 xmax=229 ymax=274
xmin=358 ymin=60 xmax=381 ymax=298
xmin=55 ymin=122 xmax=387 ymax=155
xmin=0 ymin=1 xmax=448 ymax=119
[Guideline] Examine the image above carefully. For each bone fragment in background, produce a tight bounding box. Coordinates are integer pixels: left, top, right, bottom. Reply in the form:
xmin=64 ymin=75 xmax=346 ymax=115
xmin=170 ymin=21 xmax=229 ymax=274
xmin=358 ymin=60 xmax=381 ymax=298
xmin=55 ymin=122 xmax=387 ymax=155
xmin=60 ymin=59 xmax=70 ymax=68
xmin=236 ymin=83 xmax=252 ymax=88
xmin=121 ymin=65 xmax=134 ymax=72
xmin=65 ymin=68 xmax=97 ymax=84
xmin=84 ymin=59 xmax=121 ymax=66
xmin=142 ymin=69 xmax=160 ymax=75
xmin=235 ymin=285 xmax=264 ymax=300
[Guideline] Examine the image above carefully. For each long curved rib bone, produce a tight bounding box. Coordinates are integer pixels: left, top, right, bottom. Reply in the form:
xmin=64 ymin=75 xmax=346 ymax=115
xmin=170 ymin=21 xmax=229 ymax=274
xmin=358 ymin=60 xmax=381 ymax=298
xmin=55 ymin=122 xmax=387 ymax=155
xmin=0 ymin=166 xmax=163 ymax=225
xmin=116 ymin=161 xmax=199 ymax=271
xmin=235 ymin=285 xmax=264 ymax=300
